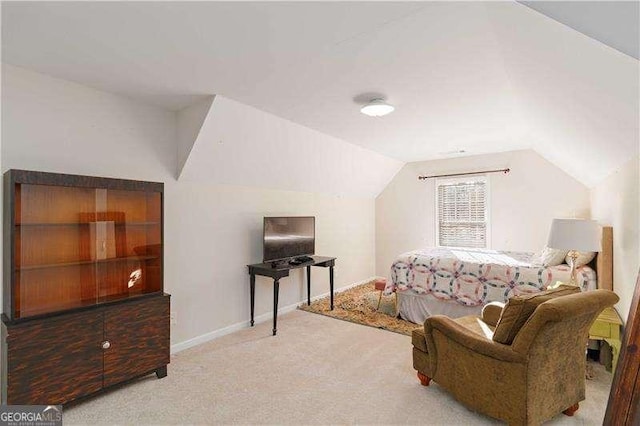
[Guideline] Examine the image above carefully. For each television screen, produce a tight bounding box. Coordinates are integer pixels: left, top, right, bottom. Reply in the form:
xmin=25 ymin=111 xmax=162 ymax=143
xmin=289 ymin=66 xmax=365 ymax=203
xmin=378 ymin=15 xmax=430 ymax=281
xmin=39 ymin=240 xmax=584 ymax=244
xmin=263 ymin=216 xmax=315 ymax=262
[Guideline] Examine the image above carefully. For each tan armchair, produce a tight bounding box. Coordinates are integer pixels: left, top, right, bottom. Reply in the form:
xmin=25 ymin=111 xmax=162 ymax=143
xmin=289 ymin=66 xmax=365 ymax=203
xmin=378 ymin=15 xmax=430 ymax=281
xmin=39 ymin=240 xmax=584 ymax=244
xmin=412 ymin=288 xmax=619 ymax=425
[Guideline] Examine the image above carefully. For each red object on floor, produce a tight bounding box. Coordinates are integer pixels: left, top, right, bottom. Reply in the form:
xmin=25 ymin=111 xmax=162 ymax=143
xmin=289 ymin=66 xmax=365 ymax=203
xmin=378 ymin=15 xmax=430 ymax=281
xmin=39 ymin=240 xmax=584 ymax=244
xmin=374 ymin=278 xmax=388 ymax=292
xmin=374 ymin=277 xmax=396 ymax=311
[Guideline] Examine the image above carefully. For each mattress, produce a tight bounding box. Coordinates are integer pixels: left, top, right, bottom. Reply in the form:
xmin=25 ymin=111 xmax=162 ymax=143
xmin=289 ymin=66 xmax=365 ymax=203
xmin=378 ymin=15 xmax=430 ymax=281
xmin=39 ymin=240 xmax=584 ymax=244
xmin=387 ymin=247 xmax=597 ymax=324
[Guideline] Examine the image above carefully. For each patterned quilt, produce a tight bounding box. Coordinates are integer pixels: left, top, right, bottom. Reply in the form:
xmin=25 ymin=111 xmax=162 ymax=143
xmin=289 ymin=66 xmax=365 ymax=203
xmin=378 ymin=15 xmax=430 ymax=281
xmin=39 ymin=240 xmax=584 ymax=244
xmin=386 ymin=247 xmax=597 ymax=306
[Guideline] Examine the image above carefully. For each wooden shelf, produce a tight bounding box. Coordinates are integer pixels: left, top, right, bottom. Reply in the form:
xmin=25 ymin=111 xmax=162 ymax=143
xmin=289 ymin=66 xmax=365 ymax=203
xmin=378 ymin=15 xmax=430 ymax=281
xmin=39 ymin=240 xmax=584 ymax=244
xmin=99 ymin=291 xmax=161 ymax=304
xmin=17 ymin=255 xmax=159 ymax=271
xmin=16 ymin=298 xmax=97 ymax=318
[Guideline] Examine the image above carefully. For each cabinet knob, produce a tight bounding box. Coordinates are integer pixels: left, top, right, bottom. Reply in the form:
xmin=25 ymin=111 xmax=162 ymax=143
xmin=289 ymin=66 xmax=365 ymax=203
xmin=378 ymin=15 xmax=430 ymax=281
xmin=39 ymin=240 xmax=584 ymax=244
xmin=102 ymin=341 xmax=111 ymax=350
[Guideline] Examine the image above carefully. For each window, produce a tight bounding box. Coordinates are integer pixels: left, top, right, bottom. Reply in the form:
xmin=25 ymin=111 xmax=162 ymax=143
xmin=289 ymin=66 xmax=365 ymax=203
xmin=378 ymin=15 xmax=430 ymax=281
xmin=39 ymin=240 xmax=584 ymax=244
xmin=436 ymin=176 xmax=489 ymax=248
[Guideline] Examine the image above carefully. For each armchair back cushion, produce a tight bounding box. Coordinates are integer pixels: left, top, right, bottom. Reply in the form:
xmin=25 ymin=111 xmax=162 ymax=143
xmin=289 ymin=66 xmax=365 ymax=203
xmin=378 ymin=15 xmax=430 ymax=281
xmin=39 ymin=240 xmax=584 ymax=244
xmin=493 ymin=285 xmax=580 ymax=344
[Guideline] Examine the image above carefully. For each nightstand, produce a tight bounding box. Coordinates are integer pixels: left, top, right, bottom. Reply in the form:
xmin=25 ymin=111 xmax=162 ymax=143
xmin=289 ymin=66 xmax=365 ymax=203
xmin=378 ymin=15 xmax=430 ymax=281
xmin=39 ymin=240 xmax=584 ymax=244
xmin=589 ymin=306 xmax=623 ymax=372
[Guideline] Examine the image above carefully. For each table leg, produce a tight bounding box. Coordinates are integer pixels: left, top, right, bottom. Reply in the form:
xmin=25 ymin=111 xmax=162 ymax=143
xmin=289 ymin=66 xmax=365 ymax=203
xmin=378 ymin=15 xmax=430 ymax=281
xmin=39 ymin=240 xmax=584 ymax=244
xmin=249 ymin=274 xmax=256 ymax=327
xmin=273 ymin=278 xmax=280 ymax=336
xmin=307 ymin=265 xmax=311 ymax=306
xmin=606 ymin=338 xmax=621 ymax=372
xmin=330 ymin=266 xmax=334 ymax=310
xmin=250 ymin=273 xmax=256 ymax=327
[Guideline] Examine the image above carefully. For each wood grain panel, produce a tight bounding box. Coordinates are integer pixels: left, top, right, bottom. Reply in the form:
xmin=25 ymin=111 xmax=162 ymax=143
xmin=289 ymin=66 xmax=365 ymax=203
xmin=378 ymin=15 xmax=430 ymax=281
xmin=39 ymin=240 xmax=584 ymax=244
xmin=5 ymin=310 xmax=103 ymax=405
xmin=145 ymin=224 xmax=161 ymax=246
xmin=97 ymin=259 xmax=146 ymax=301
xmin=107 ymin=190 xmax=150 ymax=223
xmin=146 ymin=192 xmax=161 ymax=223
xmin=116 ymin=225 xmax=148 ymax=257
xmin=16 ymin=265 xmax=96 ymax=318
xmin=133 ymin=243 xmax=162 ymax=295
xmin=604 ymin=270 xmax=640 ymax=425
xmin=103 ymin=295 xmax=170 ymax=387
xmin=16 ymin=225 xmax=91 ymax=267
xmin=17 ymin=184 xmax=95 ymax=225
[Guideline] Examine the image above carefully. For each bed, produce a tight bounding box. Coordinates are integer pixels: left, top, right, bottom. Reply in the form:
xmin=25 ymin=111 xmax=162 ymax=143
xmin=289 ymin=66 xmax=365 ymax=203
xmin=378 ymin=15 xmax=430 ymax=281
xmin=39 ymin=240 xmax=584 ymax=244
xmin=385 ymin=227 xmax=613 ymax=324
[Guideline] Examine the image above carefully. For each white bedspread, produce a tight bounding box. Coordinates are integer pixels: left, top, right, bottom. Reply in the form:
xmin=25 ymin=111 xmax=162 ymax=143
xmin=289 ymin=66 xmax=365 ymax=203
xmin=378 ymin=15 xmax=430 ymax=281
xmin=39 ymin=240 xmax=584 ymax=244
xmin=387 ymin=247 xmax=597 ymax=323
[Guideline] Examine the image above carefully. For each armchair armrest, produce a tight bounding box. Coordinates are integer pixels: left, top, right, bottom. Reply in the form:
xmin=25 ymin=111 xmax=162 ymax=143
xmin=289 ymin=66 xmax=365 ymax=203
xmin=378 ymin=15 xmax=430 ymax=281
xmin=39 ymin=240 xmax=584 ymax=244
xmin=425 ymin=315 xmax=526 ymax=363
xmin=481 ymin=302 xmax=505 ymax=327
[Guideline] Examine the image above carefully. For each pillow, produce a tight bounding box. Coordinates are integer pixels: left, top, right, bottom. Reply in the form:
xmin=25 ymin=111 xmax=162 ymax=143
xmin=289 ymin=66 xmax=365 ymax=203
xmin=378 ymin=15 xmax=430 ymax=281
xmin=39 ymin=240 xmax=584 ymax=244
xmin=492 ymin=285 xmax=581 ymax=345
xmin=566 ymin=251 xmax=597 ymax=268
xmin=529 ymin=246 xmax=569 ymax=267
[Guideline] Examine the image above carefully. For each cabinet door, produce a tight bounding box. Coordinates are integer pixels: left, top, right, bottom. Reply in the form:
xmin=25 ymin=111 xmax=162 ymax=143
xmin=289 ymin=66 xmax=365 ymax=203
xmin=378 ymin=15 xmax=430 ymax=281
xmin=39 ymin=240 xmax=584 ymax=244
xmin=97 ymin=189 xmax=162 ymax=303
xmin=13 ymin=183 xmax=98 ymax=319
xmin=103 ymin=295 xmax=169 ymax=388
xmin=5 ymin=310 xmax=103 ymax=405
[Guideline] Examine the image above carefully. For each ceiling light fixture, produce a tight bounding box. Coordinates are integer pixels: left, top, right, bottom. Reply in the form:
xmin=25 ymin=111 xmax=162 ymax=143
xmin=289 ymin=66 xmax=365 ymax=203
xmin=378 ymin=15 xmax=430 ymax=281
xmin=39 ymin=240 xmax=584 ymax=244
xmin=360 ymin=98 xmax=394 ymax=117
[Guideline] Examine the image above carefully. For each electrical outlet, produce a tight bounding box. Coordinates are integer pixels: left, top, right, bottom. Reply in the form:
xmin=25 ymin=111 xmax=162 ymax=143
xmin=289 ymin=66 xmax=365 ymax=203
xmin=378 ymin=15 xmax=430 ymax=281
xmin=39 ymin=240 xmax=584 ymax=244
xmin=170 ymin=312 xmax=177 ymax=325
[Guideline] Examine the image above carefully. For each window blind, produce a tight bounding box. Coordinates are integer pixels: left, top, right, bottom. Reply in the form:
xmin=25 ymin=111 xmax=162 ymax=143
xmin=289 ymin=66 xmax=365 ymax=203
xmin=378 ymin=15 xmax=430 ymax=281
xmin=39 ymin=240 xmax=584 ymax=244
xmin=437 ymin=179 xmax=487 ymax=248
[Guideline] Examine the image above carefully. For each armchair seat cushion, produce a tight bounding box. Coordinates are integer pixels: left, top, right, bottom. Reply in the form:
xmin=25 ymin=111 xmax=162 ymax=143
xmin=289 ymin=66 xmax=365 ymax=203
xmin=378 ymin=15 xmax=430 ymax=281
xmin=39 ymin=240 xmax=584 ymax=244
xmin=412 ymin=315 xmax=495 ymax=354
xmin=454 ymin=315 xmax=495 ymax=339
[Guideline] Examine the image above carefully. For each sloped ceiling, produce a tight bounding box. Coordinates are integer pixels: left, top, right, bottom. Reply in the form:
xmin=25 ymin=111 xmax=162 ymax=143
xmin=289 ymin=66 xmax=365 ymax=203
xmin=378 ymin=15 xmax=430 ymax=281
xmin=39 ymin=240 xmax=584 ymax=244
xmin=486 ymin=3 xmax=639 ymax=187
xmin=2 ymin=1 xmax=638 ymax=191
xmin=520 ymin=1 xmax=640 ymax=60
xmin=179 ymin=95 xmax=403 ymax=198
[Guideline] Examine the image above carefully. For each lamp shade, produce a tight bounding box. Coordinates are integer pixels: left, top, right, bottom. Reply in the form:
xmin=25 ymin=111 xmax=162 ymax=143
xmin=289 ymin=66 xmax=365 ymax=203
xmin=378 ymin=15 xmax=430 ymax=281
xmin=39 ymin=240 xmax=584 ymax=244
xmin=547 ymin=219 xmax=601 ymax=252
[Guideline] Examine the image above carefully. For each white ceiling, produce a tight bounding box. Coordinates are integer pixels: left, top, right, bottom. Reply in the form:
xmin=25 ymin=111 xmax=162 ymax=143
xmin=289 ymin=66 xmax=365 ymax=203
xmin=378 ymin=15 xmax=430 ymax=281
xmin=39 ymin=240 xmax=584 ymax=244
xmin=2 ymin=1 xmax=638 ymax=188
xmin=520 ymin=1 xmax=640 ymax=60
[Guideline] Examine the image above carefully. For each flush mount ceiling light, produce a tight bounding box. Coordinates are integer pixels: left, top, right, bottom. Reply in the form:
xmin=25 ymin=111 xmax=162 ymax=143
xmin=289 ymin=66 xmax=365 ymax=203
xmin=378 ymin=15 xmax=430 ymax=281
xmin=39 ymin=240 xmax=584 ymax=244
xmin=360 ymin=98 xmax=394 ymax=117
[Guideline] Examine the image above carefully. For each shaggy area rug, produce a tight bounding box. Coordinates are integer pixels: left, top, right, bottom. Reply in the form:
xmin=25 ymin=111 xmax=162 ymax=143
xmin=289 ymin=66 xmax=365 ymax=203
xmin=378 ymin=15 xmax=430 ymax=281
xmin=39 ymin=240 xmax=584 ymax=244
xmin=298 ymin=281 xmax=420 ymax=336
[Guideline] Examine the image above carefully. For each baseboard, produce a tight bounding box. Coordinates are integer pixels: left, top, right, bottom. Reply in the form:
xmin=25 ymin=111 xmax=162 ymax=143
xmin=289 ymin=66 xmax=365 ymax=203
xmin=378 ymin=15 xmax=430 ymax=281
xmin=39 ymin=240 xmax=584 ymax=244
xmin=170 ymin=276 xmax=379 ymax=354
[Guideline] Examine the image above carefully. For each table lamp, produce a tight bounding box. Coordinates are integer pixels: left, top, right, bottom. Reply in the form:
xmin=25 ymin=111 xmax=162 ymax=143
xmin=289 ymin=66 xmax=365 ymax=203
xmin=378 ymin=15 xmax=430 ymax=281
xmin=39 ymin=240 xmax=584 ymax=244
xmin=548 ymin=218 xmax=601 ymax=286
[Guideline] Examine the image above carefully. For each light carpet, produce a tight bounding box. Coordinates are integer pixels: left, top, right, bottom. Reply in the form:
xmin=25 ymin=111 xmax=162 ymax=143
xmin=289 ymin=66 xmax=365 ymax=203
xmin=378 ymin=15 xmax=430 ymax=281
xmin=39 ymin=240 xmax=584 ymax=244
xmin=65 ymin=310 xmax=612 ymax=425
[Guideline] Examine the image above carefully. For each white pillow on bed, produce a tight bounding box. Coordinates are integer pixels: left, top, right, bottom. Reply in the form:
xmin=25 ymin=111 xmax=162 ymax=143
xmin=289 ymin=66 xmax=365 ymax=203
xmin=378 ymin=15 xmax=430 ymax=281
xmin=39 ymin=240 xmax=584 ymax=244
xmin=530 ymin=246 xmax=569 ymax=267
xmin=566 ymin=251 xmax=597 ymax=268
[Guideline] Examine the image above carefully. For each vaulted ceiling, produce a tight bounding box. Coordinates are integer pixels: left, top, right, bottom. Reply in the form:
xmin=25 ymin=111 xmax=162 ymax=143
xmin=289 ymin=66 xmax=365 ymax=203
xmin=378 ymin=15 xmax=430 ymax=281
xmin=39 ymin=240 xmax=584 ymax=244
xmin=2 ymin=1 xmax=638 ymax=190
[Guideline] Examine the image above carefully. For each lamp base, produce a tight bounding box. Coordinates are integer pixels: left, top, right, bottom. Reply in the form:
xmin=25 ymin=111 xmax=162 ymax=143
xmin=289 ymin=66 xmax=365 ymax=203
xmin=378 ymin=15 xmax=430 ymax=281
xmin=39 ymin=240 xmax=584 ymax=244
xmin=567 ymin=250 xmax=579 ymax=286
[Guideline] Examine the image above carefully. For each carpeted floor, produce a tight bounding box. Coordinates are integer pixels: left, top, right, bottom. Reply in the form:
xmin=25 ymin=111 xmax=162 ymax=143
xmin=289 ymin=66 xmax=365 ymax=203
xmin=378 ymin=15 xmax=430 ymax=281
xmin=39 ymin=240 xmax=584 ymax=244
xmin=64 ymin=310 xmax=612 ymax=425
xmin=299 ymin=281 xmax=420 ymax=335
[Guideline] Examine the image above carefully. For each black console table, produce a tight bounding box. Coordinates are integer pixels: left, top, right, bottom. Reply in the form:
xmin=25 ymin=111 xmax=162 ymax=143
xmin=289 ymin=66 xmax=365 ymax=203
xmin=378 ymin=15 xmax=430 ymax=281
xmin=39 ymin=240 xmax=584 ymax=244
xmin=247 ymin=256 xmax=336 ymax=335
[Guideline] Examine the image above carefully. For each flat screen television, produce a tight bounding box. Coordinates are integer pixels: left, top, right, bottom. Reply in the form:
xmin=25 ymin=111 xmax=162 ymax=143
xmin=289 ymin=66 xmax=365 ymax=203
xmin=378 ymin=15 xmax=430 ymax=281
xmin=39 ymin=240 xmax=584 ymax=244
xmin=263 ymin=216 xmax=315 ymax=262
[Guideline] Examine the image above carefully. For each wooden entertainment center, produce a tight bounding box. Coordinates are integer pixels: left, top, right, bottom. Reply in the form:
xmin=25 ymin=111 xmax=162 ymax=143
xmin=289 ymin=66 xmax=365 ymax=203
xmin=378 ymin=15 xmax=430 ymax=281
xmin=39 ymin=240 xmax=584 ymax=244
xmin=1 ymin=169 xmax=169 ymax=405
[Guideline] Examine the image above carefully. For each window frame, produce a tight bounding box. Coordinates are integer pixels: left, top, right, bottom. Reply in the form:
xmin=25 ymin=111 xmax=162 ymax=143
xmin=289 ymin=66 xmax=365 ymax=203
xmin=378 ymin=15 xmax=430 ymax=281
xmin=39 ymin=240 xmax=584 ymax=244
xmin=434 ymin=175 xmax=491 ymax=249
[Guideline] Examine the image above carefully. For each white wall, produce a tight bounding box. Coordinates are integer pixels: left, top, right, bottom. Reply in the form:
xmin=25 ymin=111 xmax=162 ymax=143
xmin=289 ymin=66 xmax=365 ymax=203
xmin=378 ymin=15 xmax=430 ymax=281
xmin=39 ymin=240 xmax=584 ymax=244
xmin=1 ymin=65 xmax=377 ymax=348
xmin=375 ymin=149 xmax=591 ymax=277
xmin=590 ymin=157 xmax=640 ymax=322
xmin=166 ymin=185 xmax=374 ymax=345
xmin=176 ymin=95 xmax=214 ymax=177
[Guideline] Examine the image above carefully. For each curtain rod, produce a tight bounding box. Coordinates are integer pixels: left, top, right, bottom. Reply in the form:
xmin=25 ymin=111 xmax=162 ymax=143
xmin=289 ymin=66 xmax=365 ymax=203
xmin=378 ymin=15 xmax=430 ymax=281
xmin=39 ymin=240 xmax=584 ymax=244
xmin=418 ymin=168 xmax=510 ymax=180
